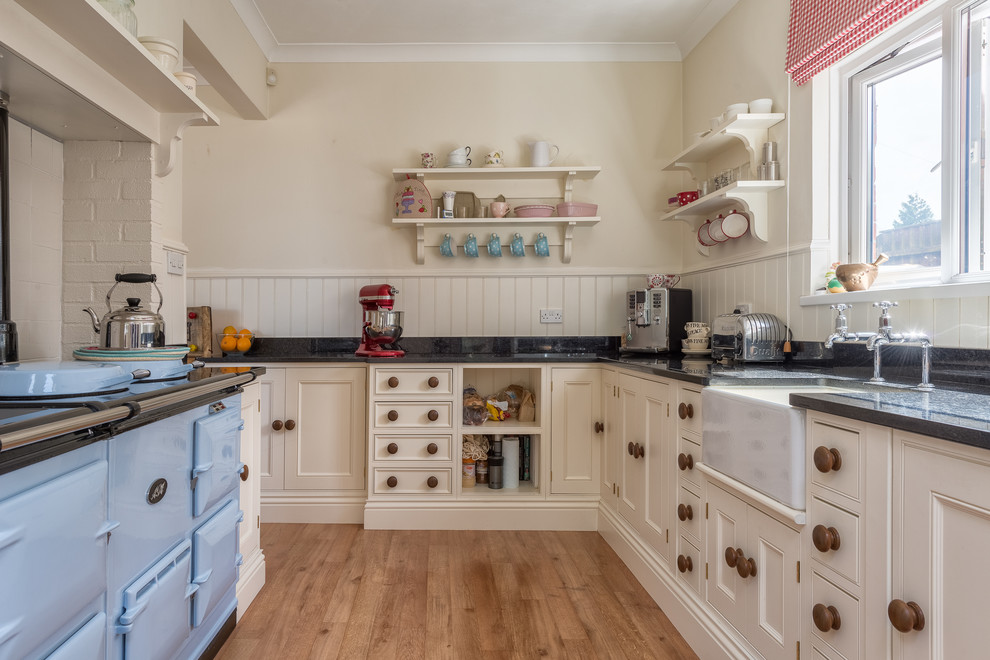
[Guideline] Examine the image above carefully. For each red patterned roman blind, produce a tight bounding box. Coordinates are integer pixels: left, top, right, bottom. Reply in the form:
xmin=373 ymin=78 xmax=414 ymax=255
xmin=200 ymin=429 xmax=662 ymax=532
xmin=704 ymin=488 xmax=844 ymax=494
xmin=786 ymin=0 xmax=934 ymax=85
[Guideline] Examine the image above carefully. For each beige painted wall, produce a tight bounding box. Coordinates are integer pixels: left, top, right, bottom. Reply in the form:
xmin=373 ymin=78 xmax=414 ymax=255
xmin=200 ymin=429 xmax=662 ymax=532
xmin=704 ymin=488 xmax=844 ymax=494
xmin=182 ymin=61 xmax=685 ymax=273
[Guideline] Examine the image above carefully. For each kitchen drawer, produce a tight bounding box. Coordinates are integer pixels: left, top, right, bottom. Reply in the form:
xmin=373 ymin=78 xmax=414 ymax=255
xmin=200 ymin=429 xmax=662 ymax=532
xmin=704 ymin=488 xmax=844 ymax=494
xmin=676 ymin=485 xmax=702 ymax=543
xmin=373 ymin=402 xmax=452 ymax=429
xmin=675 ymin=535 xmax=702 ymax=597
xmin=677 ymin=434 xmax=702 ymax=489
xmin=810 ymin=419 xmax=862 ymax=503
xmin=810 ymin=571 xmax=860 ymax=660
xmin=374 ymin=434 xmax=452 ymax=461
xmin=373 ymin=468 xmax=452 ymax=495
xmin=374 ymin=368 xmax=453 ymax=396
xmin=677 ymin=387 xmax=702 ymax=436
xmin=810 ymin=496 xmax=860 ymax=586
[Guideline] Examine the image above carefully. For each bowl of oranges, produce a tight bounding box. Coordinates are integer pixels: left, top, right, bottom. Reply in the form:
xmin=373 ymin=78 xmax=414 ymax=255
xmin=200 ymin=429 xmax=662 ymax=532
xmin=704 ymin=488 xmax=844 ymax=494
xmin=217 ymin=326 xmax=254 ymax=357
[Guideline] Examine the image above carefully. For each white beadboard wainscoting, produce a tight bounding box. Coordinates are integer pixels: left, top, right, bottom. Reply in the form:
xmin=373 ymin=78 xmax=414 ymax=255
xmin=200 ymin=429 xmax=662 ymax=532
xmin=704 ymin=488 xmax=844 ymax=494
xmin=188 ymin=274 xmax=651 ymax=339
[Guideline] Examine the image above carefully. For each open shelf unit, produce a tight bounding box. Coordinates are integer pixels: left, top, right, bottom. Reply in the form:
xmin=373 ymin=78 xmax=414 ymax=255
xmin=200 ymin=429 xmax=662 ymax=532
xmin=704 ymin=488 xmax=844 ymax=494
xmin=392 ymin=167 xmax=602 ymax=264
xmin=660 ymin=113 xmax=785 ymax=256
xmin=13 ymin=0 xmax=219 ymax=176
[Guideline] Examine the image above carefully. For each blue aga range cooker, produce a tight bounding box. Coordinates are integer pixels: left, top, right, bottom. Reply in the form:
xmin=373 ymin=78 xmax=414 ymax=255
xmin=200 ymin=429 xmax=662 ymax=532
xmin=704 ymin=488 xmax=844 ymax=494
xmin=0 ymin=360 xmax=263 ymax=660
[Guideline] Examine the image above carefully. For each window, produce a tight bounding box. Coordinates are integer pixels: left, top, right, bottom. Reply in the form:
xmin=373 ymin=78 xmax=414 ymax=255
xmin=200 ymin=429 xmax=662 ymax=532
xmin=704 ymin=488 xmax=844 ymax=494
xmin=845 ymin=0 xmax=990 ymax=286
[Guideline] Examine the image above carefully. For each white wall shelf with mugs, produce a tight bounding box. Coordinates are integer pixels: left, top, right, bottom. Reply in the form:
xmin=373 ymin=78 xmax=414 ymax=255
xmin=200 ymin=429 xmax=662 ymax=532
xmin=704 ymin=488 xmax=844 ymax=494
xmin=658 ymin=108 xmax=785 ymax=257
xmin=391 ymin=166 xmax=601 ymax=264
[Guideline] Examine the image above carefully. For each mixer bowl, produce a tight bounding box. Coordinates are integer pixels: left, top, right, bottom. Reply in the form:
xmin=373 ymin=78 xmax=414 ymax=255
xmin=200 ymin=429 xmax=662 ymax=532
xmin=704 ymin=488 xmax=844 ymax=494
xmin=365 ymin=309 xmax=403 ymax=345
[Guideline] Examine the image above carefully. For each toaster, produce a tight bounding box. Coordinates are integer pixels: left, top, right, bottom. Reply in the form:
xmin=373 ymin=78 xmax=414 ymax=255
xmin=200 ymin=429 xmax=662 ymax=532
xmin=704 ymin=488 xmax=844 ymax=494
xmin=711 ymin=312 xmax=790 ymax=362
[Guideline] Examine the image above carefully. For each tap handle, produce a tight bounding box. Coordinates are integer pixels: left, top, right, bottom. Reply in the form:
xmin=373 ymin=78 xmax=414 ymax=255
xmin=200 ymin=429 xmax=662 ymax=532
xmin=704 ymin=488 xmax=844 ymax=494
xmin=873 ymin=301 xmax=897 ymax=332
xmin=830 ymin=304 xmax=850 ymax=332
xmin=873 ymin=301 xmax=898 ymax=312
xmin=829 ymin=304 xmax=851 ymax=312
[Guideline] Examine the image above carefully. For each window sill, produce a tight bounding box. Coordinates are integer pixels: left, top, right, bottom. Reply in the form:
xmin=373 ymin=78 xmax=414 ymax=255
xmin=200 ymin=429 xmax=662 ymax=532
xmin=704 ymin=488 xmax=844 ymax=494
xmin=800 ymin=280 xmax=990 ymax=306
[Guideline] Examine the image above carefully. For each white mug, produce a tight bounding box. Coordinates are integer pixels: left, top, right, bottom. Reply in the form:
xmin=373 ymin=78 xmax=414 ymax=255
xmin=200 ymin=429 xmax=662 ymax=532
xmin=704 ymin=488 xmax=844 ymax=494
xmin=528 ymin=141 xmax=559 ymax=167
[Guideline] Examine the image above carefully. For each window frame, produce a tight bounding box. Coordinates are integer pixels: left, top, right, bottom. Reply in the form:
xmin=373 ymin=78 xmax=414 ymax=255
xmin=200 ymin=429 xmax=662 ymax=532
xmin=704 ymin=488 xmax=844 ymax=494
xmin=838 ymin=0 xmax=989 ymax=288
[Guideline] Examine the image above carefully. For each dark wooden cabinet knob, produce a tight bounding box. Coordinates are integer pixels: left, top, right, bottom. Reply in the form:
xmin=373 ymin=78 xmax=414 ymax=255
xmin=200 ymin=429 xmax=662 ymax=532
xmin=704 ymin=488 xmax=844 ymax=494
xmin=426 ymin=443 xmax=438 ymax=455
xmin=628 ymin=442 xmax=635 ymax=456
xmin=813 ymin=604 xmax=842 ymax=632
xmin=677 ymin=503 xmax=693 ymax=521
xmin=677 ymin=402 xmax=694 ymax=419
xmin=812 ymin=525 xmax=841 ymax=553
xmin=888 ymin=599 xmax=925 ymax=633
xmin=814 ymin=446 xmax=842 ymax=473
xmin=387 ymin=409 xmax=399 ymax=422
xmin=387 ymin=442 xmax=399 ymax=454
xmin=594 ymin=421 xmax=604 ymax=433
xmin=427 ymin=476 xmax=439 ymax=488
xmin=386 ymin=476 xmax=398 ymax=488
xmin=677 ymin=554 xmax=693 ymax=573
xmin=387 ymin=376 xmax=399 ymax=388
xmin=634 ymin=443 xmax=644 ymax=459
xmin=724 ymin=547 xmax=756 ymax=578
xmin=427 ymin=409 xmax=439 ymax=422
xmin=677 ymin=453 xmax=694 ymax=470
xmin=284 ymin=419 xmax=296 ymax=431
xmin=271 ymin=419 xmax=283 ymax=431
xmin=240 ymin=464 xmax=249 ymax=482
xmin=428 ymin=376 xmax=439 ymax=388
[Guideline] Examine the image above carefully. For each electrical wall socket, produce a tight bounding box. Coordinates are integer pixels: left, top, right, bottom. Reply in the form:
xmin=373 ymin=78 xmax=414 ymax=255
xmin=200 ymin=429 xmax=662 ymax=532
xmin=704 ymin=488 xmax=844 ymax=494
xmin=540 ymin=308 xmax=563 ymax=324
xmin=736 ymin=302 xmax=752 ymax=315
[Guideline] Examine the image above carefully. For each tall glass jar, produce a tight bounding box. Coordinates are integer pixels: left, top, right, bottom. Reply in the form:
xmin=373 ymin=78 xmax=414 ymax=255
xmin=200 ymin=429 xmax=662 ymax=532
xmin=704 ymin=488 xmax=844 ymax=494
xmin=97 ymin=0 xmax=138 ymax=38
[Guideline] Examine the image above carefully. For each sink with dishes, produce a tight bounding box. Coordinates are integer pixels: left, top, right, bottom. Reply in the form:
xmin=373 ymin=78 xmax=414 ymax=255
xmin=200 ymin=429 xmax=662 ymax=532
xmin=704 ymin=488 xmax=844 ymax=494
xmin=701 ymin=385 xmax=854 ymax=511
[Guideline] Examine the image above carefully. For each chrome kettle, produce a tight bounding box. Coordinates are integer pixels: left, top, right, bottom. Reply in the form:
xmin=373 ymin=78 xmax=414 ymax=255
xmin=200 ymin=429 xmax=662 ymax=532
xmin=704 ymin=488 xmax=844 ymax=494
xmin=83 ymin=273 xmax=166 ymax=349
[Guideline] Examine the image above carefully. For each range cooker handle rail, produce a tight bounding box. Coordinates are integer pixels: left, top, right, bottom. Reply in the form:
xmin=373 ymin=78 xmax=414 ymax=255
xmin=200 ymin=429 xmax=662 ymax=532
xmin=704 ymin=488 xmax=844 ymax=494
xmin=0 ymin=371 xmax=259 ymax=454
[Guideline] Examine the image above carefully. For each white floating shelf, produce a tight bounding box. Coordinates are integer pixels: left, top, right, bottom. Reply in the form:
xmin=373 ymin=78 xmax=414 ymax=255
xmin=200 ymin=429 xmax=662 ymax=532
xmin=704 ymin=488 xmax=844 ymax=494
xmin=663 ymin=113 xmax=785 ymax=180
xmin=392 ymin=166 xmax=601 ymax=182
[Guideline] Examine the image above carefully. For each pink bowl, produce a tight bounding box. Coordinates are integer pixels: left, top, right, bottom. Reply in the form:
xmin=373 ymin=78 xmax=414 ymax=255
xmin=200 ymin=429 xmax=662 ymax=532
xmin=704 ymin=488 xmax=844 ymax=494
xmin=514 ymin=204 xmax=555 ymax=218
xmin=556 ymin=202 xmax=598 ymax=217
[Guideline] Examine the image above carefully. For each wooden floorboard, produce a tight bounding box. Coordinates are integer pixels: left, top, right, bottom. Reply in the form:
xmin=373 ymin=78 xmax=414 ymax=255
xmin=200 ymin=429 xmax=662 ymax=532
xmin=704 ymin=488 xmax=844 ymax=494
xmin=218 ymin=524 xmax=699 ymax=660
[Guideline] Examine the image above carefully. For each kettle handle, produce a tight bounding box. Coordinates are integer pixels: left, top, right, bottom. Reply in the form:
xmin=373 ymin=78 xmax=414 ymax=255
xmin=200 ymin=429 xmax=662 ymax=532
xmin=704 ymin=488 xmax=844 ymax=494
xmin=106 ymin=273 xmax=164 ymax=313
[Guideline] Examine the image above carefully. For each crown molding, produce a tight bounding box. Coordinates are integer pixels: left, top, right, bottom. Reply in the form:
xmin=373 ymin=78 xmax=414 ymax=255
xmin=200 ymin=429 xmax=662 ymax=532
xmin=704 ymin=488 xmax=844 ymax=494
xmin=266 ymin=42 xmax=682 ymax=63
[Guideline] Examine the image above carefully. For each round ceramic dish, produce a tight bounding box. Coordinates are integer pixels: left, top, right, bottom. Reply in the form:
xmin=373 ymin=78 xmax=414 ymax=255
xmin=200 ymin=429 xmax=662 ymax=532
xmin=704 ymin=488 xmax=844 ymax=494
xmin=721 ymin=210 xmax=750 ymax=239
xmin=708 ymin=215 xmax=729 ymax=242
xmin=698 ymin=220 xmax=719 ymax=247
xmin=514 ymin=204 xmax=555 ymax=218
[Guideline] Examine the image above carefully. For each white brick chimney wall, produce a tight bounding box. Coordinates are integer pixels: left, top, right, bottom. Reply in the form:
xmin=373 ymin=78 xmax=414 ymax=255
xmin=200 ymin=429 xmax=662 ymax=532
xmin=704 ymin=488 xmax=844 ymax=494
xmin=61 ymin=141 xmax=165 ymax=357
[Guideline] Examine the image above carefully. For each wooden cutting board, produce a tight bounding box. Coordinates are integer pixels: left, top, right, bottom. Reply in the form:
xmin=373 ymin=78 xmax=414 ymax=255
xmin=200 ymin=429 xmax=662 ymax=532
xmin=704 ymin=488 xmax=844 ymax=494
xmin=186 ymin=306 xmax=214 ymax=357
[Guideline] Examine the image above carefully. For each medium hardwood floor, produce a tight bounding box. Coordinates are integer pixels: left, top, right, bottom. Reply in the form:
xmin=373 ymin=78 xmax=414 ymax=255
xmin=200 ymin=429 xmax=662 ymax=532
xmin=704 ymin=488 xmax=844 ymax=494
xmin=219 ymin=524 xmax=698 ymax=660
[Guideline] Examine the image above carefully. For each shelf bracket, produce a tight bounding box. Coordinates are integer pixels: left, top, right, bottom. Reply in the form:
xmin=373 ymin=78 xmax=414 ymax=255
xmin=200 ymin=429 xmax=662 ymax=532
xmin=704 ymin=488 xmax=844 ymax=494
xmin=723 ymin=126 xmax=771 ymax=175
xmin=156 ymin=112 xmax=209 ymax=177
xmin=562 ymin=221 xmax=577 ymax=263
xmin=669 ymin=161 xmax=708 ymax=182
xmin=563 ymin=170 xmax=578 ymax=201
xmin=414 ymin=223 xmax=426 ymax=264
xmin=722 ymin=189 xmax=769 ymax=242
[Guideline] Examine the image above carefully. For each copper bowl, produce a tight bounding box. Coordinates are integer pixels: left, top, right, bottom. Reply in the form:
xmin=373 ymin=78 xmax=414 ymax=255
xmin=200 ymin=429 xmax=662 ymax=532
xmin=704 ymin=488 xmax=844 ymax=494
xmin=835 ymin=254 xmax=889 ymax=291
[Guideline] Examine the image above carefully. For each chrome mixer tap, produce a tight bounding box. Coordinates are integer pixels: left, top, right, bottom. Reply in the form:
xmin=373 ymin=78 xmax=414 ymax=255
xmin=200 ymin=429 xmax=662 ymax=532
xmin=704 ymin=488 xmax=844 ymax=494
xmin=824 ymin=304 xmax=869 ymax=347
xmin=864 ymin=301 xmax=934 ymax=388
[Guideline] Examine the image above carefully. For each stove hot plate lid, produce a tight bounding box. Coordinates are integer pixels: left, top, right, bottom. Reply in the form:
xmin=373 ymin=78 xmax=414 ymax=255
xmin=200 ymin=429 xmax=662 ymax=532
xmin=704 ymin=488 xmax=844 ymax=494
xmin=0 ymin=360 xmax=144 ymax=397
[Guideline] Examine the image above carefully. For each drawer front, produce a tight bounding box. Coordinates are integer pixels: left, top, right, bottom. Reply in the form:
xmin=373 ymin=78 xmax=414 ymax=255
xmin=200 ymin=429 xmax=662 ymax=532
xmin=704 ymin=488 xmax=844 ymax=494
xmin=374 ymin=434 xmax=452 ymax=461
xmin=373 ymin=468 xmax=452 ymax=495
xmin=375 ymin=369 xmax=453 ymax=396
xmin=810 ymin=496 xmax=860 ymax=585
xmin=677 ymin=387 xmax=703 ymax=435
xmin=374 ymin=402 xmax=452 ymax=429
xmin=676 ymin=485 xmax=702 ymax=543
xmin=810 ymin=571 xmax=861 ymax=660
xmin=675 ymin=535 xmax=702 ymax=597
xmin=809 ymin=419 xmax=861 ymax=502
xmin=677 ymin=435 xmax=702 ymax=489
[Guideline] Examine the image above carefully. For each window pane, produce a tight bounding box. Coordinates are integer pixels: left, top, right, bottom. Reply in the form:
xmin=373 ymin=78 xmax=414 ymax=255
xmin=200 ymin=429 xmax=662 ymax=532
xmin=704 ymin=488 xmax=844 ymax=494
xmin=963 ymin=1 xmax=990 ymax=274
xmin=868 ymin=57 xmax=942 ymax=270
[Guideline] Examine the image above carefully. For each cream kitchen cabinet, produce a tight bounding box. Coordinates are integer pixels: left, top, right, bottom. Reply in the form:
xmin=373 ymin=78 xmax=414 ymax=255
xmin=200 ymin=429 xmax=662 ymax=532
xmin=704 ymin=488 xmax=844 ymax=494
xmin=550 ymin=367 xmax=603 ymax=494
xmin=706 ymin=482 xmax=802 ymax=660
xmin=617 ymin=372 xmax=674 ymax=563
xmin=252 ymin=365 xmax=367 ymax=523
xmin=600 ymin=368 xmax=620 ymax=509
xmin=674 ymin=385 xmax=704 ymax=594
xmin=890 ymin=431 xmax=990 ymax=660
xmin=236 ymin=381 xmax=265 ymax=619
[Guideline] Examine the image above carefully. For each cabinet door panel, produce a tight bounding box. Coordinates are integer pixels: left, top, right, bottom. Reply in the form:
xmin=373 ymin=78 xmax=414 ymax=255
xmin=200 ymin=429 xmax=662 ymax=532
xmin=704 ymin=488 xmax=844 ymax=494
xmin=617 ymin=375 xmax=644 ymax=525
xmin=640 ymin=379 xmax=671 ymax=559
xmin=284 ymin=368 xmax=367 ymax=491
xmin=257 ymin=369 xmax=285 ymax=490
xmin=550 ymin=368 xmax=602 ymax=494
xmin=706 ymin=484 xmax=749 ymax=632
xmin=600 ymin=369 xmax=620 ymax=508
xmin=238 ymin=383 xmax=261 ymax=558
xmin=895 ymin=438 xmax=990 ymax=660
xmin=748 ymin=508 xmax=801 ymax=660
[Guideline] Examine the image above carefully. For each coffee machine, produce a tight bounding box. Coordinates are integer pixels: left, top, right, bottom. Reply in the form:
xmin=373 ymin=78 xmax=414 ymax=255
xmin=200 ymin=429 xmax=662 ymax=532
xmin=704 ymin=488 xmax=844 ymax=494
xmin=620 ymin=288 xmax=692 ymax=353
xmin=356 ymin=284 xmax=405 ymax=357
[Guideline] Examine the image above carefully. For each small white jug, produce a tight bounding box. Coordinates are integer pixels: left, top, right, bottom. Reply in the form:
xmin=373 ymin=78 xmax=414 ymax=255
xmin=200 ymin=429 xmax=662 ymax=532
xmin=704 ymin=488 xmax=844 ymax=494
xmin=528 ymin=141 xmax=559 ymax=167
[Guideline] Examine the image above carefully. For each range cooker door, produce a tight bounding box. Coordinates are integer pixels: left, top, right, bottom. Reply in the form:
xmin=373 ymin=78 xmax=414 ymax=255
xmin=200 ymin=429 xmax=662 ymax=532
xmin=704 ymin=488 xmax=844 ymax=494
xmin=115 ymin=539 xmax=194 ymax=660
xmin=46 ymin=612 xmax=106 ymax=660
xmin=0 ymin=460 xmax=109 ymax=660
xmin=192 ymin=402 xmax=243 ymax=517
xmin=191 ymin=500 xmax=243 ymax=627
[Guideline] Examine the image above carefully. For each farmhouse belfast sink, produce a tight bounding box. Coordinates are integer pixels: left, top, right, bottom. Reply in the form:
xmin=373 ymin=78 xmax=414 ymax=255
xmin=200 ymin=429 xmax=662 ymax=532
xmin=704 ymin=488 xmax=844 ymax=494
xmin=701 ymin=386 xmax=852 ymax=511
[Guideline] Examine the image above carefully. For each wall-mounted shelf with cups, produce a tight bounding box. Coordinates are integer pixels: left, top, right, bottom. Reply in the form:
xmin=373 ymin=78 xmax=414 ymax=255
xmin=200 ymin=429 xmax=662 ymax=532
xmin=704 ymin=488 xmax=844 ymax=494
xmin=12 ymin=0 xmax=220 ymax=177
xmin=659 ymin=112 xmax=785 ymax=257
xmin=391 ymin=166 xmax=601 ymax=264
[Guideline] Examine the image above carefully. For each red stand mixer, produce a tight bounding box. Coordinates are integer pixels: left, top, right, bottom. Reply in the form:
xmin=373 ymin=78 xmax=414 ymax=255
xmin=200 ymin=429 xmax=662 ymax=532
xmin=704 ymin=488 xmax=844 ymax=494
xmin=356 ymin=284 xmax=405 ymax=357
